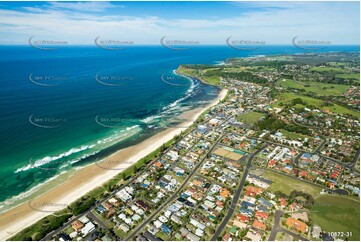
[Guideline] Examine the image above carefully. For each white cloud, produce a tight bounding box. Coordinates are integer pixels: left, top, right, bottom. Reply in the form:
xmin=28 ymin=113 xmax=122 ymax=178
xmin=0 ymin=2 xmax=359 ymax=45
xmin=47 ymin=1 xmax=121 ymax=12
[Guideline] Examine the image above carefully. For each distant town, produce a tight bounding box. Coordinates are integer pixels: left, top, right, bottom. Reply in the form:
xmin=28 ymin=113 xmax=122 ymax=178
xmin=12 ymin=52 xmax=360 ymax=241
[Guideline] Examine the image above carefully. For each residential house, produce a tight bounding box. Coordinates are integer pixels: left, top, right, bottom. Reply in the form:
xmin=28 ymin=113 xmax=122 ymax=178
xmin=286 ymin=218 xmax=308 ymax=233
xmin=71 ymin=220 xmax=84 ymax=232
xmin=252 ymin=220 xmax=266 ymax=230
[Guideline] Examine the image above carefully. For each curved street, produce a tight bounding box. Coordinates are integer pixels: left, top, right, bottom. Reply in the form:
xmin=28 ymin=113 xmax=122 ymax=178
xmin=268 ymin=210 xmax=308 ymax=241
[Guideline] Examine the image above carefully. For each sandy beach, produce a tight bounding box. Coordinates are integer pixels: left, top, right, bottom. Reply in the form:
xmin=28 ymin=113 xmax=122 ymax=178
xmin=0 ymin=88 xmax=228 ymax=240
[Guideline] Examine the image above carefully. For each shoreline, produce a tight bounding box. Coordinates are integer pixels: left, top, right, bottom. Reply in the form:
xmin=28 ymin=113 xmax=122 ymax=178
xmin=174 ymin=69 xmax=219 ymax=87
xmin=0 ymin=88 xmax=228 ymax=241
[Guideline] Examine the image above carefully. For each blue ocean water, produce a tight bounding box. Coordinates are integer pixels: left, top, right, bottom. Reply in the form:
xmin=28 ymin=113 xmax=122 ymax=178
xmin=0 ymin=45 xmax=358 ymax=211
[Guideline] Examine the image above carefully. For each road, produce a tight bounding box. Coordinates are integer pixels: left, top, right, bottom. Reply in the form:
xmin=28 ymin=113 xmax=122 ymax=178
xmin=210 ymin=144 xmax=268 ymax=241
xmin=319 ymin=150 xmax=359 ymax=170
xmin=315 ymin=138 xmax=326 ymax=153
xmin=89 ymin=211 xmax=122 ymax=240
xmin=39 ymin=110 xmax=358 ymax=240
xmin=87 ymin=211 xmax=109 ymax=231
xmin=124 ymin=132 xmax=227 ymax=240
xmin=268 ymin=210 xmax=308 ymax=241
xmin=42 ymin=140 xmax=176 ymax=240
xmin=293 ymin=152 xmax=303 ymax=167
xmin=42 ymin=114 xmax=225 ymax=240
xmin=268 ymin=210 xmax=284 ymax=240
xmin=349 ymin=148 xmax=360 ymax=169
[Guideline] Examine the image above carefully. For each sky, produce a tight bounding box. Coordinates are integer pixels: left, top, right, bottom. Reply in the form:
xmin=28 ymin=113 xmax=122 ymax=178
xmin=0 ymin=1 xmax=359 ymax=45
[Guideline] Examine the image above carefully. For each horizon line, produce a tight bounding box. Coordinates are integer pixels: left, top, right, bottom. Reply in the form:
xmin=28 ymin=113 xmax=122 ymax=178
xmin=0 ymin=44 xmax=360 ymax=46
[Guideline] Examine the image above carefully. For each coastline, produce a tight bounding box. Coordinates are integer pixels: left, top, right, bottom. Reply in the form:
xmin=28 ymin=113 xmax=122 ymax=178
xmin=0 ymin=88 xmax=228 ymax=241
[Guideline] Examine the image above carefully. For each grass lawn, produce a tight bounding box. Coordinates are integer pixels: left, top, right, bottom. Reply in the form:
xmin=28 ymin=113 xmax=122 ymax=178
xmin=156 ymin=231 xmax=171 ymax=241
xmin=177 ymin=66 xmax=221 ymax=85
xmin=310 ymin=66 xmax=348 ymax=73
xmin=114 ymin=228 xmax=127 ymax=239
xmin=279 ymin=129 xmax=310 ymax=140
xmin=62 ymin=226 xmax=75 ymax=235
xmin=272 ymin=92 xmax=359 ymax=118
xmin=262 ymin=170 xmax=322 ymax=198
xmin=309 ymin=195 xmax=360 ymax=241
xmin=202 ymin=75 xmax=220 ymax=85
xmin=278 ymin=79 xmax=350 ymax=96
xmin=237 ymin=112 xmax=265 ymax=125
xmin=275 ymin=232 xmax=284 ymax=241
xmin=167 ymin=172 xmax=185 ymax=183
xmin=223 ymin=66 xmax=251 ymax=72
xmin=327 ymin=62 xmax=347 ymax=67
xmin=335 ymin=73 xmax=360 ymax=80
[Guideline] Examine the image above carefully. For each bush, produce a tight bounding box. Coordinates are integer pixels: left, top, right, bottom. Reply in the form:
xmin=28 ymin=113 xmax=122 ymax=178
xmin=10 ymin=213 xmax=71 ymax=241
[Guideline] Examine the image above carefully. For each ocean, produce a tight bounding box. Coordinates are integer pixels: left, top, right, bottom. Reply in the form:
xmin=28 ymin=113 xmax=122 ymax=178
xmin=0 ymin=45 xmax=358 ymax=212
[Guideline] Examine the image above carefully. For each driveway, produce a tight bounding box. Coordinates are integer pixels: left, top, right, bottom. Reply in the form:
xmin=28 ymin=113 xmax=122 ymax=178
xmin=269 ymin=210 xmax=308 ymax=241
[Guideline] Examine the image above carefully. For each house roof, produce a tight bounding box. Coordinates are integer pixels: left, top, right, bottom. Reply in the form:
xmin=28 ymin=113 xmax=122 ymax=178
xmin=279 ymin=198 xmax=287 ymax=206
xmin=220 ymin=187 xmax=230 ymax=198
xmin=154 ymin=161 xmax=163 ymax=168
xmin=233 ymin=219 xmax=247 ymax=229
xmin=252 ymin=220 xmax=266 ymax=230
xmin=237 ymin=214 xmax=250 ymax=222
xmin=223 ymin=232 xmax=231 ymax=241
xmin=286 ymin=218 xmax=308 ymax=233
xmin=255 ymin=211 xmax=269 ymax=219
xmin=245 ymin=185 xmax=263 ymax=196
xmin=71 ymin=220 xmax=84 ymax=231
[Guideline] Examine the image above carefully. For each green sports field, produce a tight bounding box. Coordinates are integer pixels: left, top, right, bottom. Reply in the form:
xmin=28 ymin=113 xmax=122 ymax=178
xmin=237 ymin=111 xmax=265 ymax=125
xmin=272 ymin=92 xmax=359 ymax=118
xmin=262 ymin=170 xmax=322 ymax=198
xmin=310 ymin=195 xmax=360 ymax=241
xmin=278 ymin=79 xmax=350 ymax=96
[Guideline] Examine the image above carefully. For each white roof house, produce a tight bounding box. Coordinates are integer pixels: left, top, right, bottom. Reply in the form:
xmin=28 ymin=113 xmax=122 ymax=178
xmin=81 ymin=222 xmax=95 ymax=237
xmin=78 ymin=216 xmax=89 ymax=224
xmin=154 ymin=220 xmax=163 ymax=228
xmin=119 ymin=224 xmax=129 ymax=232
